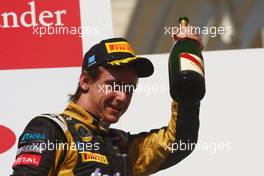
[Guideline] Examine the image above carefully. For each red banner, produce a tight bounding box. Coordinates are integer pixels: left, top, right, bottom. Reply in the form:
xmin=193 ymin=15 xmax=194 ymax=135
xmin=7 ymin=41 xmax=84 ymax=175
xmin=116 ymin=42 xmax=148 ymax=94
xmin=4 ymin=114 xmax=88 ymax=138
xmin=0 ymin=0 xmax=83 ymax=70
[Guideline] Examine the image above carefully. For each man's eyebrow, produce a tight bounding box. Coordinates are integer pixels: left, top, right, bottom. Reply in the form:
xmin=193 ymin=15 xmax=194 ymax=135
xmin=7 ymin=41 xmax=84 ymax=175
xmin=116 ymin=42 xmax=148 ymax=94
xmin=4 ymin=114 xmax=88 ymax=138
xmin=104 ymin=79 xmax=116 ymax=84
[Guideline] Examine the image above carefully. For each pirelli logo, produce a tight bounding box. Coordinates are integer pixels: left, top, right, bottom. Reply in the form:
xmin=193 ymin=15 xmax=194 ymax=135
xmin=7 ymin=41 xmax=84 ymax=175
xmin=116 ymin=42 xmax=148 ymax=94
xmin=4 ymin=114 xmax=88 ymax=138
xmin=81 ymin=152 xmax=109 ymax=165
xmin=105 ymin=41 xmax=135 ymax=55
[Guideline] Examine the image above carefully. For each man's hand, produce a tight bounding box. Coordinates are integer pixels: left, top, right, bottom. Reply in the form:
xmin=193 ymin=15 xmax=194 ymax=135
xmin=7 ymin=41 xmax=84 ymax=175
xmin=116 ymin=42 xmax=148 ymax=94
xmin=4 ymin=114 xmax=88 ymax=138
xmin=173 ymin=24 xmax=204 ymax=50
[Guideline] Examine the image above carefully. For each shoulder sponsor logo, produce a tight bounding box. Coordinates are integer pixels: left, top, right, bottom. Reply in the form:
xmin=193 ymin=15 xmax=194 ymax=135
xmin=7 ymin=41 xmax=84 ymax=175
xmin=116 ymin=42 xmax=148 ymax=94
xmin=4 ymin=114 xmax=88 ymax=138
xmin=82 ymin=152 xmax=109 ymax=165
xmin=21 ymin=133 xmax=46 ymax=141
xmin=13 ymin=154 xmax=42 ymax=167
xmin=105 ymin=41 xmax=135 ymax=55
xmin=16 ymin=144 xmax=44 ymax=156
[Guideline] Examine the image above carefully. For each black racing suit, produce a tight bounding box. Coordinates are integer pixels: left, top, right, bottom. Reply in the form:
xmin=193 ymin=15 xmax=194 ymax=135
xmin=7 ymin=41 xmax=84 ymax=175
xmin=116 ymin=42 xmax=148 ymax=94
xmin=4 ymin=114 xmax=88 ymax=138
xmin=11 ymin=101 xmax=200 ymax=176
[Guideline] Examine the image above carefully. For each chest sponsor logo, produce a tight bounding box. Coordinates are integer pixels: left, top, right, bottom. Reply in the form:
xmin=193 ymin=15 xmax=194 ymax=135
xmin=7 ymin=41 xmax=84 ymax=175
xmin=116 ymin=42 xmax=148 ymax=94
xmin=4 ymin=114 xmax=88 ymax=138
xmin=16 ymin=144 xmax=44 ymax=155
xmin=81 ymin=152 xmax=109 ymax=165
xmin=74 ymin=123 xmax=93 ymax=142
xmin=13 ymin=154 xmax=41 ymax=167
xmin=21 ymin=132 xmax=46 ymax=141
xmin=91 ymin=168 xmax=121 ymax=176
xmin=105 ymin=41 xmax=135 ymax=55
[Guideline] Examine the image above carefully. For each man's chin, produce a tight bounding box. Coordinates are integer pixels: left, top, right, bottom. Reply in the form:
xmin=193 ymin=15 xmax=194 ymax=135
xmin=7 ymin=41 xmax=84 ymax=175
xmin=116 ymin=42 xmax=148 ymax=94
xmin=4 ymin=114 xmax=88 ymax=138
xmin=103 ymin=108 xmax=122 ymax=124
xmin=104 ymin=114 xmax=120 ymax=124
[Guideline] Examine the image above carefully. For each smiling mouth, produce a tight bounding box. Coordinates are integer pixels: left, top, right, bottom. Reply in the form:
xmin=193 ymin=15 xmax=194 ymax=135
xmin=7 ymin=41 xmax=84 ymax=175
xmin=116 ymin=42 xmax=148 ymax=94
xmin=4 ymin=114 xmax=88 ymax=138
xmin=108 ymin=104 xmax=122 ymax=113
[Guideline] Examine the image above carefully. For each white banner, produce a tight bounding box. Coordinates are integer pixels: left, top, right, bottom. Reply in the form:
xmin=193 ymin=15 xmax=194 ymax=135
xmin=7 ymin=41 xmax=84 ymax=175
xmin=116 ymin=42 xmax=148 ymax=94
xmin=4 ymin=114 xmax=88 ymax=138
xmin=1 ymin=48 xmax=264 ymax=175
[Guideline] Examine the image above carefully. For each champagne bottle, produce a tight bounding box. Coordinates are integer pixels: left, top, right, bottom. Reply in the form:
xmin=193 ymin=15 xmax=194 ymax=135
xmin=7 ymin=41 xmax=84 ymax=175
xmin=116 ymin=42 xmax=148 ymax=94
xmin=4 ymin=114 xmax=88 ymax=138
xmin=168 ymin=16 xmax=205 ymax=105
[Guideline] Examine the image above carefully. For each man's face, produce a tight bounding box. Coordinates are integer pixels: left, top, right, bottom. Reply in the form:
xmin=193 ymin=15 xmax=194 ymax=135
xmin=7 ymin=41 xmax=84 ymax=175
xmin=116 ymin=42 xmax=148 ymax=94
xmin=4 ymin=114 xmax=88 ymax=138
xmin=88 ymin=66 xmax=138 ymax=124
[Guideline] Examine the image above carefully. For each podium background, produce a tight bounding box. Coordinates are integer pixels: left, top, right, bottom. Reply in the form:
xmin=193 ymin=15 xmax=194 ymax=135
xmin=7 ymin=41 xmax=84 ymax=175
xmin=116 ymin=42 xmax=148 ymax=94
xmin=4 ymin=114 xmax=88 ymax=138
xmin=1 ymin=49 xmax=264 ymax=175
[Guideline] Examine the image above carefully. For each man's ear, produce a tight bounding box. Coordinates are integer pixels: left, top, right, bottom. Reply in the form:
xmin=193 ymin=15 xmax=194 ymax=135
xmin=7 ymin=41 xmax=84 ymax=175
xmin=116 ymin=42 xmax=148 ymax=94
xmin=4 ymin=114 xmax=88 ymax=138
xmin=79 ymin=71 xmax=94 ymax=91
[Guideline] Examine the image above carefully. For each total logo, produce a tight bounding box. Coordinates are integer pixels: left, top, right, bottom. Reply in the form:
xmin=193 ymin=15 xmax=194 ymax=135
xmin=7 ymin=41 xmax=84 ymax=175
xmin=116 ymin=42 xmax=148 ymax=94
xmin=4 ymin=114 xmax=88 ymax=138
xmin=0 ymin=124 xmax=16 ymax=154
xmin=13 ymin=154 xmax=41 ymax=167
xmin=91 ymin=168 xmax=121 ymax=176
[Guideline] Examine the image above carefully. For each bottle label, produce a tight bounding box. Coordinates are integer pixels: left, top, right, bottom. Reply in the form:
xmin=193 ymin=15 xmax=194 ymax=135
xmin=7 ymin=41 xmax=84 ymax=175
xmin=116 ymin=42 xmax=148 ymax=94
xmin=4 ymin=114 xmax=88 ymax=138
xmin=179 ymin=53 xmax=204 ymax=76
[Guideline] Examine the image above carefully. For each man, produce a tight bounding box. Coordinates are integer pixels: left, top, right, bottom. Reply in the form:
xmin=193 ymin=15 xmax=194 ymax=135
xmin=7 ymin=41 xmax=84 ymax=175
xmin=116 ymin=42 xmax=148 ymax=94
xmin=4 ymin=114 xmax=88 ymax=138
xmin=12 ymin=26 xmax=203 ymax=176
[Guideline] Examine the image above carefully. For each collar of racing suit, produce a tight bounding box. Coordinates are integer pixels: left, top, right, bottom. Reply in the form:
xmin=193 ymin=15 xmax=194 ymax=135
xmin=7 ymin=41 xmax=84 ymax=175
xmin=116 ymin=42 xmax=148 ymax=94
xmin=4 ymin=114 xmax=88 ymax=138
xmin=63 ymin=101 xmax=110 ymax=133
